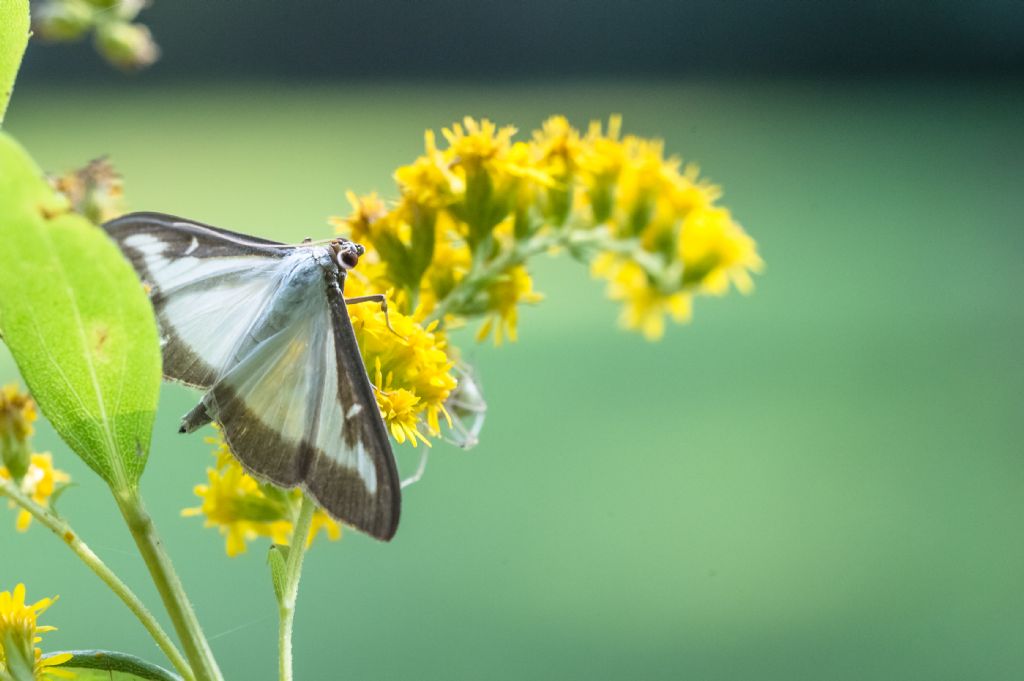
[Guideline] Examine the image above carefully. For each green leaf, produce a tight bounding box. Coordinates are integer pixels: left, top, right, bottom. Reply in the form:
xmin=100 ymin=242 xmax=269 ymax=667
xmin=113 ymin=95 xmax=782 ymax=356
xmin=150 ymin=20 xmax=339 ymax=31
xmin=0 ymin=133 xmax=161 ymax=489
xmin=41 ymin=650 xmax=182 ymax=681
xmin=0 ymin=0 xmax=30 ymax=126
xmin=268 ymin=544 xmax=290 ymax=604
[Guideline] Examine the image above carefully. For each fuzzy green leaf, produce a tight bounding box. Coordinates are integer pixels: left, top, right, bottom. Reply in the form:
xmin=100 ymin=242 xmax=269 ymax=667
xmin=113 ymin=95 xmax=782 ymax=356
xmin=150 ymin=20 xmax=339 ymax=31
xmin=41 ymin=650 xmax=182 ymax=681
xmin=0 ymin=0 xmax=30 ymax=126
xmin=268 ymin=544 xmax=290 ymax=603
xmin=0 ymin=133 xmax=161 ymax=489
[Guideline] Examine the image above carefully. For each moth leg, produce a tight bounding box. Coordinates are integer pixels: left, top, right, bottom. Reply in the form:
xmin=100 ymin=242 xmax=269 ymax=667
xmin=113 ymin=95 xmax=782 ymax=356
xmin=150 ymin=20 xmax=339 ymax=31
xmin=401 ymin=448 xmax=430 ymax=489
xmin=370 ymin=383 xmax=394 ymax=398
xmin=345 ymin=293 xmax=406 ymax=340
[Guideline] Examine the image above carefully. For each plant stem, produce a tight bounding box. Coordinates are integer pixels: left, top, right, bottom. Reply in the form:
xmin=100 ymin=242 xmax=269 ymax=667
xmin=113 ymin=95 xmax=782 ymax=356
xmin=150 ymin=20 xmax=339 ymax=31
xmin=115 ymin=488 xmax=223 ymax=681
xmin=278 ymin=495 xmax=317 ymax=681
xmin=0 ymin=480 xmax=193 ymax=681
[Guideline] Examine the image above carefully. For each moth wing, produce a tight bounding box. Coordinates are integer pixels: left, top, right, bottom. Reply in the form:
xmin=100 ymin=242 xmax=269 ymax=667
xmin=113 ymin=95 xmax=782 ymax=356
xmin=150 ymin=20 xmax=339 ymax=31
xmin=200 ymin=266 xmax=401 ymax=541
xmin=104 ymin=212 xmax=294 ymax=388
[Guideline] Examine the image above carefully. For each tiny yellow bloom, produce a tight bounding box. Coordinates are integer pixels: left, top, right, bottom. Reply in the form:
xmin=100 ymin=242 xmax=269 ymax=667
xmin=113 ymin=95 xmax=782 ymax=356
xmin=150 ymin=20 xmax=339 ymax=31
xmin=679 ymin=206 xmax=763 ymax=295
xmin=394 ymin=130 xmax=460 ymax=208
xmin=0 ymin=454 xmax=72 ymax=532
xmin=442 ymin=117 xmax=517 ymax=169
xmin=475 ymin=265 xmax=544 ymax=345
xmin=592 ymin=254 xmax=692 ymax=341
xmin=345 ymin=275 xmax=457 ymax=444
xmin=0 ymin=584 xmax=74 ymax=680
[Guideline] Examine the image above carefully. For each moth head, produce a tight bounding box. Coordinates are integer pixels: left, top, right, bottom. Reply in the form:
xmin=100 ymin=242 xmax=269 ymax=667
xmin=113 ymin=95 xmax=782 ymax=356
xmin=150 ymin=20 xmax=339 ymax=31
xmin=332 ymin=240 xmax=365 ymax=271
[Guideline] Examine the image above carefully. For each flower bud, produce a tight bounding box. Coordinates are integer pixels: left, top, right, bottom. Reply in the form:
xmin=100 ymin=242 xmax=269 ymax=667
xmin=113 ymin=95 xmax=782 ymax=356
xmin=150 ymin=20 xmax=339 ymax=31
xmin=94 ymin=21 xmax=160 ymax=71
xmin=33 ymin=0 xmax=94 ymax=42
xmin=0 ymin=385 xmax=36 ymax=483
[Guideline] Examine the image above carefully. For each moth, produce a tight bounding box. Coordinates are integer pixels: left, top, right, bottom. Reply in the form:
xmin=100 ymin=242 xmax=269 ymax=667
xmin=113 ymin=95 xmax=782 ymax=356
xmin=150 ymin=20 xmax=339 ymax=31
xmin=104 ymin=212 xmax=401 ymax=540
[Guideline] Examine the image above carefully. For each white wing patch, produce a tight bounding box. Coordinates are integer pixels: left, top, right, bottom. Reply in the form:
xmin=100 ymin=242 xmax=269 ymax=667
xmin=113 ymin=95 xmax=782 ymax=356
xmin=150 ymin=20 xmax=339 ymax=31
xmin=124 ymin=232 xmax=286 ymax=381
xmin=314 ymin=331 xmax=378 ymax=494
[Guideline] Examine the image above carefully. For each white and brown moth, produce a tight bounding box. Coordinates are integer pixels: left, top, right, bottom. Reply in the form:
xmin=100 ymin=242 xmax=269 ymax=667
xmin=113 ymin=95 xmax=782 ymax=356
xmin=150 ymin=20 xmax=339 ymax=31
xmin=104 ymin=212 xmax=401 ymax=540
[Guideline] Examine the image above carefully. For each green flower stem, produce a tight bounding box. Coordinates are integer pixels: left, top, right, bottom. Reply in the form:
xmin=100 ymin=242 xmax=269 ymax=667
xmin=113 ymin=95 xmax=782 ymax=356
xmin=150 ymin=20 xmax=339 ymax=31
xmin=115 ymin=488 xmax=223 ymax=681
xmin=425 ymin=226 xmax=613 ymax=325
xmin=278 ymin=495 xmax=317 ymax=681
xmin=0 ymin=479 xmax=193 ymax=681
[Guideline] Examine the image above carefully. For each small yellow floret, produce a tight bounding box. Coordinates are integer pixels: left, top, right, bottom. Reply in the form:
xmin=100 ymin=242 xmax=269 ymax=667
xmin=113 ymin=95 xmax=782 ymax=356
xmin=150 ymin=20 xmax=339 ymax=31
xmin=0 ymin=583 xmax=73 ymax=679
xmin=1 ymin=454 xmax=71 ymax=532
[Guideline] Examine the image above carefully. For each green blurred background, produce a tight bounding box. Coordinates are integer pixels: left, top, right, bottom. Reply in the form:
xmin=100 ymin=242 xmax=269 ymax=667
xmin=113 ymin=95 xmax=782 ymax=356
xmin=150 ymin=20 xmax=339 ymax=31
xmin=3 ymin=2 xmax=1024 ymax=680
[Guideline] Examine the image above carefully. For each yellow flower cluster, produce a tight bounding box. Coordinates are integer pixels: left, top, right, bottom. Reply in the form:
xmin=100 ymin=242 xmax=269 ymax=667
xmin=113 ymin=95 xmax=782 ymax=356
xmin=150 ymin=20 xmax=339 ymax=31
xmin=581 ymin=118 xmax=763 ymax=339
xmin=0 ymin=385 xmax=71 ymax=532
xmin=342 ymin=273 xmax=458 ymax=448
xmin=333 ymin=115 xmax=761 ymax=349
xmin=331 ymin=118 xmax=555 ymax=343
xmin=0 ymin=584 xmax=73 ymax=680
xmin=182 ymin=428 xmax=341 ymax=557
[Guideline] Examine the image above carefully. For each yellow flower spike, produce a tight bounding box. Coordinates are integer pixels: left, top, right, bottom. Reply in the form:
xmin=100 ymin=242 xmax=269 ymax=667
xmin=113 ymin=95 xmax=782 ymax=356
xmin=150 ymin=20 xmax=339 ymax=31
xmin=0 ymin=583 xmax=72 ymax=680
xmin=0 ymin=454 xmax=71 ymax=533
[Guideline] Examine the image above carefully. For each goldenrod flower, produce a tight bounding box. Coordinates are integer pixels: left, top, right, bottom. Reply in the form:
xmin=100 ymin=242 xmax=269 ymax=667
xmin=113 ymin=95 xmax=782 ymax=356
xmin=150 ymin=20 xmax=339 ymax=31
xmin=326 ymin=114 xmax=759 ymax=450
xmin=344 ymin=273 xmax=457 ymax=442
xmin=0 ymin=584 xmax=73 ymax=680
xmin=1 ymin=454 xmax=72 ymax=533
xmin=183 ymin=428 xmax=341 ymax=557
xmin=394 ymin=131 xmax=459 ymax=209
xmin=442 ymin=117 xmax=517 ymax=170
xmin=679 ymin=205 xmax=763 ymax=295
xmin=592 ymin=254 xmax=692 ymax=341
xmin=475 ymin=265 xmax=544 ymax=345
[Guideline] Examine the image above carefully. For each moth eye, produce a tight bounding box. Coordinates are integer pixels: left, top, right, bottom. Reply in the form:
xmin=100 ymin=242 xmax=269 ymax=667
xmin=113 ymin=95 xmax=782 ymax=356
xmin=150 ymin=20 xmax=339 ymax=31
xmin=340 ymin=250 xmax=360 ymax=270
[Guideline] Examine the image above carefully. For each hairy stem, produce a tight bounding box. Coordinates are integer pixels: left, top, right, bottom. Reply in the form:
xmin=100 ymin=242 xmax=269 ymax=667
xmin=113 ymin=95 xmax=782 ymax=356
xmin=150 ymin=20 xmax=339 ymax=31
xmin=278 ymin=495 xmax=317 ymax=681
xmin=0 ymin=480 xmax=193 ymax=680
xmin=115 ymin=488 xmax=223 ymax=681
